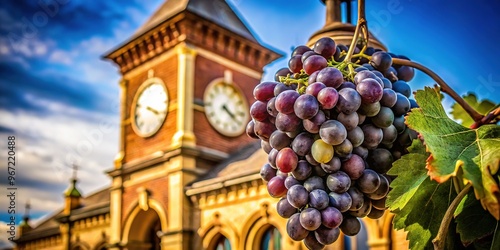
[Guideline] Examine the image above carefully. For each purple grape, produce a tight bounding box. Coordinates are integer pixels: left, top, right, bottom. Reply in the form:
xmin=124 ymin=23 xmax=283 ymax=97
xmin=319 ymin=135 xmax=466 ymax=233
xmin=246 ymin=120 xmax=258 ymax=139
xmin=346 ymin=143 xmax=363 ymax=157
xmin=269 ymin=130 xmax=292 ymax=150
xmin=316 ymin=67 xmax=344 ymax=88
xmin=371 ymin=197 xmax=387 ymax=210
xmin=329 ymin=192 xmax=352 ymax=212
xmin=275 ymin=90 xmax=300 ymax=114
xmin=354 ymin=70 xmax=377 ymax=85
xmin=291 ymin=132 xmax=314 ymax=156
xmin=294 ymin=94 xmax=319 ymax=119
xmin=303 ymin=110 xmax=326 ymax=134
xmin=392 ymin=80 xmax=411 ymax=98
xmin=334 ymin=139 xmax=353 ymax=158
xmin=337 ymin=112 xmax=359 ymax=131
xmin=292 ymin=160 xmax=313 ymax=181
xmin=292 ymin=45 xmax=311 ymax=56
xmin=366 ymin=175 xmax=390 ymax=200
xmin=381 ymin=77 xmax=392 ymax=89
xmin=382 ymin=125 xmax=398 ymax=144
xmin=319 ymin=120 xmax=347 ymax=146
xmin=287 ymin=184 xmax=309 ymax=209
xmin=326 ymin=171 xmax=351 ymax=193
xmin=359 ymin=101 xmax=381 ymax=117
xmin=304 ymin=232 xmax=325 ymax=250
xmin=337 ymin=88 xmax=361 ymax=114
xmin=254 ymin=120 xmax=276 ymax=141
xmin=367 ymin=207 xmax=385 ymax=219
xmin=317 ymin=87 xmax=339 ymax=109
xmin=321 ymin=206 xmax=343 ymax=228
xmin=274 ymin=83 xmax=293 ymax=96
xmin=299 ymin=207 xmax=322 ymax=231
xmin=305 ymin=82 xmax=326 ymax=97
xmin=277 ymin=197 xmax=297 ymax=218
xmin=347 ymin=126 xmax=364 ymax=147
xmin=304 ymin=176 xmax=326 ymax=192
xmin=261 ymin=140 xmax=272 ymax=153
xmin=342 ymin=154 xmax=366 ymax=181
xmin=276 ymin=147 xmax=298 ymax=173
xmin=304 ymin=55 xmax=328 ymax=75
xmin=275 ymin=67 xmax=292 ymax=81
xmin=340 ymin=215 xmax=361 ymax=236
xmin=372 ymin=106 xmax=395 ymax=128
xmin=254 ymin=81 xmax=278 ymax=102
xmin=347 ymin=187 xmax=365 ymax=211
xmin=362 ymin=124 xmax=383 ymax=149
xmin=301 ymin=50 xmax=319 ymax=63
xmin=393 ymin=115 xmax=406 ymax=133
xmin=338 ymin=81 xmax=356 ymax=90
xmin=397 ymin=65 xmax=415 ymax=82
xmin=308 ymin=71 xmax=319 ymax=84
xmin=275 ymin=112 xmax=301 ymax=132
xmin=380 ymin=88 xmax=397 ymax=107
xmin=287 ymin=213 xmax=309 ymax=241
xmin=315 ymin=226 xmax=340 ymax=245
xmin=260 ymin=163 xmax=277 ymax=181
xmin=313 ymin=37 xmax=337 ymax=59
xmin=267 ymin=175 xmax=287 ymax=198
xmin=285 ymin=175 xmax=301 ymax=189
xmin=392 ymin=93 xmax=411 ymax=116
xmin=250 ymin=100 xmax=269 ymax=122
xmin=288 ymin=55 xmax=303 ymax=73
xmin=268 ymin=148 xmax=278 ymax=168
xmin=266 ymin=97 xmax=278 ymax=117
xmin=320 ymin=157 xmax=341 ymax=174
xmin=357 ymin=169 xmax=381 ymax=193
xmin=309 ymin=189 xmax=330 ymax=210
xmin=350 ymin=197 xmax=372 ymax=218
xmin=370 ymin=51 xmax=392 ymax=71
xmin=357 ymin=78 xmax=383 ymax=104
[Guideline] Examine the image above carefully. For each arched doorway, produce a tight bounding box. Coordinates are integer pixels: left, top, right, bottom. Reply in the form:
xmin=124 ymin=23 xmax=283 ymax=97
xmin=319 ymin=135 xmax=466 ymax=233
xmin=126 ymin=208 xmax=162 ymax=250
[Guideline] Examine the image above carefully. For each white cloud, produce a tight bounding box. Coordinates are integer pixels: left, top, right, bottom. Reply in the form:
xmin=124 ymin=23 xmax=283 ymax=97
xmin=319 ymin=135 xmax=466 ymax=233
xmin=48 ymin=49 xmax=73 ymax=65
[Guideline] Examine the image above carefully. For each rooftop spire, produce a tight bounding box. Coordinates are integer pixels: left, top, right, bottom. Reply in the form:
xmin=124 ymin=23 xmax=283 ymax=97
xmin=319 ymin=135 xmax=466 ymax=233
xmin=64 ymin=164 xmax=82 ymax=198
xmin=20 ymin=201 xmax=31 ymax=226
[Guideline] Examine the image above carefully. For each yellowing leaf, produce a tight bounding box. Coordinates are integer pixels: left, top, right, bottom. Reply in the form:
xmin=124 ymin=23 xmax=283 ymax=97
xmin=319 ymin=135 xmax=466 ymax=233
xmin=407 ymin=87 xmax=500 ymax=219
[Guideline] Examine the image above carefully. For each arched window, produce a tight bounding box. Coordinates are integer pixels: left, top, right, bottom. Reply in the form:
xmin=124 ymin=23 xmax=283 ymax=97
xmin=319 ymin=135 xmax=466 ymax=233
xmin=215 ymin=235 xmax=231 ymax=250
xmin=260 ymin=226 xmax=282 ymax=250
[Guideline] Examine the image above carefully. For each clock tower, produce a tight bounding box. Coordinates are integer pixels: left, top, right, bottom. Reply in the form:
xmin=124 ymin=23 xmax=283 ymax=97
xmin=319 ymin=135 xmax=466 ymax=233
xmin=103 ymin=0 xmax=281 ymax=249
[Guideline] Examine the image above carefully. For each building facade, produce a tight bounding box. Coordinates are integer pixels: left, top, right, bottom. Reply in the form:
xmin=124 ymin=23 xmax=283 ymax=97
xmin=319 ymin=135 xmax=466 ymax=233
xmin=14 ymin=0 xmax=409 ymax=249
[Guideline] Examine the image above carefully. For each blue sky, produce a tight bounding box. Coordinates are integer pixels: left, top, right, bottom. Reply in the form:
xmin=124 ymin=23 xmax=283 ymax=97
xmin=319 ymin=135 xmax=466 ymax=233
xmin=0 ymin=0 xmax=499 ymax=245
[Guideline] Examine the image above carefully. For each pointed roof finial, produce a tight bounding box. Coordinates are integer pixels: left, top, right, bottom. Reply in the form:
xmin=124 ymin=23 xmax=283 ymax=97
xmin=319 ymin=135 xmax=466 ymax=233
xmin=20 ymin=200 xmax=31 ymax=227
xmin=65 ymin=164 xmax=82 ymax=198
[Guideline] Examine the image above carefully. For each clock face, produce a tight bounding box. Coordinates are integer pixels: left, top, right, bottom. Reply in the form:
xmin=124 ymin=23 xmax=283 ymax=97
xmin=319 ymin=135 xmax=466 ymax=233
xmin=131 ymin=80 xmax=168 ymax=137
xmin=204 ymin=81 xmax=249 ymax=137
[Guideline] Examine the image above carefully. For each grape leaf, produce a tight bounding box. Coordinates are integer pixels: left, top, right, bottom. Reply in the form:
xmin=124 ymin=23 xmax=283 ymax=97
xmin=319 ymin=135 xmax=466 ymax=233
xmin=387 ymin=139 xmax=456 ymax=250
xmin=406 ymin=86 xmax=500 ymax=220
xmin=454 ymin=190 xmax=498 ymax=247
xmin=450 ymin=93 xmax=497 ymax=127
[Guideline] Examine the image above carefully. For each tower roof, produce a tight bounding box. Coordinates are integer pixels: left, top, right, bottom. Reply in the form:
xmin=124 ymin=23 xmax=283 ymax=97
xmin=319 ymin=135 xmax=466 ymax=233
xmin=133 ymin=0 xmax=257 ymax=43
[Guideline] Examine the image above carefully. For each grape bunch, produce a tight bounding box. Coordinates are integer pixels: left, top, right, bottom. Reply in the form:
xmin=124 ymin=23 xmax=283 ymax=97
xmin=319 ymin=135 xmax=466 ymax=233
xmin=247 ymin=37 xmax=418 ymax=249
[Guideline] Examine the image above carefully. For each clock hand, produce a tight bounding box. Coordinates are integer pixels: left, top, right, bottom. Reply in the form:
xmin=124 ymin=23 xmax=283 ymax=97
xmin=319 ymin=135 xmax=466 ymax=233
xmin=222 ymin=104 xmax=238 ymax=122
xmin=146 ymin=106 xmax=160 ymax=115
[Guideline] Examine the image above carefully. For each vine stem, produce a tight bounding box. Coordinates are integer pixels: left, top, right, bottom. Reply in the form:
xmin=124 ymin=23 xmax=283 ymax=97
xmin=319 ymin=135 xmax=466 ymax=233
xmin=470 ymin=106 xmax=500 ymax=129
xmin=392 ymin=58 xmax=484 ymax=122
xmin=432 ymin=183 xmax=472 ymax=250
xmin=344 ymin=0 xmax=366 ymax=64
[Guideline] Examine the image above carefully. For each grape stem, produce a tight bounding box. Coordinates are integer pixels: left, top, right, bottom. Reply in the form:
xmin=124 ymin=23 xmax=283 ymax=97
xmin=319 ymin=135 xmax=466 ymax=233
xmin=344 ymin=0 xmax=366 ymax=65
xmin=432 ymin=183 xmax=472 ymax=250
xmin=470 ymin=106 xmax=500 ymax=129
xmin=391 ymin=58 xmax=484 ymax=122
